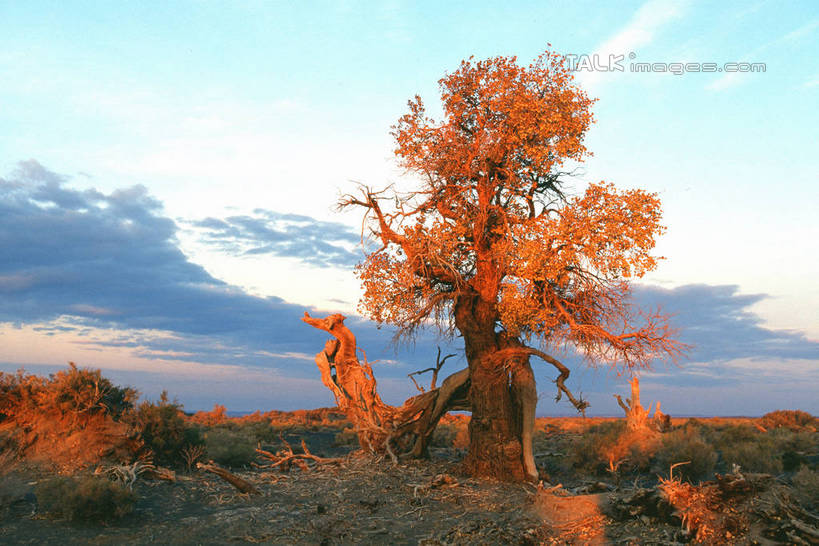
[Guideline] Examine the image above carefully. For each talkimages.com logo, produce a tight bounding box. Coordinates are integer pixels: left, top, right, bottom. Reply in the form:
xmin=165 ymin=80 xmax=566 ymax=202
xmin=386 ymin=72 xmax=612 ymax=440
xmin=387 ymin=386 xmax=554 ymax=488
xmin=567 ymin=52 xmax=766 ymax=75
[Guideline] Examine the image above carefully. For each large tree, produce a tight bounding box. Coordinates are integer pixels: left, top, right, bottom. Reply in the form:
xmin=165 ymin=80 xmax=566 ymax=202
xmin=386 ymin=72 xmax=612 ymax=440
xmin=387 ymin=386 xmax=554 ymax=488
xmin=306 ymin=51 xmax=683 ymax=481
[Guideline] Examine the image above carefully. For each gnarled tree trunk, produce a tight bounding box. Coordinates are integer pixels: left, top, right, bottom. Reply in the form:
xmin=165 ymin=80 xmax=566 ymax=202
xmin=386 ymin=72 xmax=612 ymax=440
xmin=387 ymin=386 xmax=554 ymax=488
xmin=302 ymin=312 xmax=469 ymax=459
xmin=302 ymin=310 xmax=585 ymax=481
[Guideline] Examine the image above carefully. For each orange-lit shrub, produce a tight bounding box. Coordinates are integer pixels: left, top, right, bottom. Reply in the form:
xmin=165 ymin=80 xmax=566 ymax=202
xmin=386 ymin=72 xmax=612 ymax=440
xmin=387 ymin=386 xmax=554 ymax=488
xmin=569 ymin=420 xmax=628 ymax=475
xmin=1 ymin=364 xmax=137 ymax=422
xmin=0 ymin=365 xmax=139 ymax=471
xmin=187 ymin=404 xmax=228 ymax=426
xmin=760 ymin=410 xmax=817 ymax=432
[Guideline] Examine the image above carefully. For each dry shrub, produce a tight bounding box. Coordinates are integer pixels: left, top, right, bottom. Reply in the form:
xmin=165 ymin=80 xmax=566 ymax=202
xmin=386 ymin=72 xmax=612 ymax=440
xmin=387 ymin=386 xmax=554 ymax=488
xmin=653 ymin=427 xmax=717 ymax=483
xmin=658 ymin=477 xmax=744 ymax=543
xmin=431 ymin=423 xmax=458 ymax=447
xmin=760 ymin=410 xmax=817 ymax=432
xmin=791 ymin=466 xmax=819 ymax=509
xmin=1 ymin=364 xmax=137 ymax=422
xmin=438 ymin=414 xmax=470 ymax=449
xmin=221 ymin=408 xmax=347 ymax=428
xmin=569 ymin=420 xmax=628 ymax=475
xmin=204 ymin=428 xmax=257 ymax=468
xmin=181 ymin=444 xmax=207 ymax=472
xmin=720 ymin=441 xmax=783 ymax=475
xmin=333 ymin=427 xmax=359 ymax=447
xmin=704 ymin=423 xmax=758 ymax=446
xmin=133 ymin=391 xmax=203 ymax=468
xmin=0 ymin=365 xmax=140 ymax=471
xmin=706 ymin=423 xmax=817 ymax=474
xmin=187 ymin=404 xmax=228 ymax=427
xmin=0 ymin=432 xmax=19 ymax=468
xmin=452 ymin=421 xmax=470 ymax=449
xmin=35 ymin=475 xmax=135 ymax=523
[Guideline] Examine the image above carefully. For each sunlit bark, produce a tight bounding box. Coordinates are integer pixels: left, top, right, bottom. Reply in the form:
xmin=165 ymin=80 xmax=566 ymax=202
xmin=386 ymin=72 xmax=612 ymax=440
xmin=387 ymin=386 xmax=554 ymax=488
xmin=302 ymin=312 xmax=469 ymax=459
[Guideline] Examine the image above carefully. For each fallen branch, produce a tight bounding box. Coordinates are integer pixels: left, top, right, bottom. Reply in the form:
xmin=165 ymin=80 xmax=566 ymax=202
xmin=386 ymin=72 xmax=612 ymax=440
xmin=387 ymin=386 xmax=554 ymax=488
xmin=94 ymin=460 xmax=157 ymax=489
xmin=197 ymin=462 xmax=260 ymax=495
xmin=255 ymin=437 xmax=342 ymax=471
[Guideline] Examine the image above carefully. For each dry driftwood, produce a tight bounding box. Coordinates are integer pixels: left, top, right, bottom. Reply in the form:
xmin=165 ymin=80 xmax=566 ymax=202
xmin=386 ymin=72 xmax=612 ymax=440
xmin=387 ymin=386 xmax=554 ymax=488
xmin=197 ymin=462 xmax=260 ymax=495
xmin=255 ymin=437 xmax=342 ymax=472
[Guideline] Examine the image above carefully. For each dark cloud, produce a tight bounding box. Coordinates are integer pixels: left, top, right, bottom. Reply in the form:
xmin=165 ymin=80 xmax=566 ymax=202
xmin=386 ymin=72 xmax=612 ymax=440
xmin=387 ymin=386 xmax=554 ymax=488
xmin=633 ymin=284 xmax=819 ymax=362
xmin=0 ymin=160 xmax=437 ymax=383
xmin=0 ymin=160 xmax=816 ymax=414
xmin=186 ymin=208 xmax=362 ymax=268
xmin=621 ymin=284 xmax=819 ymax=393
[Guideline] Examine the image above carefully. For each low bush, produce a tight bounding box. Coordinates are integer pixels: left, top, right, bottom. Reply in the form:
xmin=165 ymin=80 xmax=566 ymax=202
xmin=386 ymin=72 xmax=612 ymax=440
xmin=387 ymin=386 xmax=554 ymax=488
xmin=791 ymin=466 xmax=819 ymax=509
xmin=568 ymin=420 xmax=628 ymax=475
xmin=1 ymin=364 xmax=137 ymax=423
xmin=204 ymin=428 xmax=257 ymax=468
xmin=236 ymin=421 xmax=281 ymax=444
xmin=720 ymin=441 xmax=783 ymax=475
xmin=133 ymin=391 xmax=204 ymax=468
xmin=333 ymin=427 xmax=359 ymax=447
xmin=187 ymin=404 xmax=228 ymax=427
xmin=653 ymin=427 xmax=717 ymax=483
xmin=1 ymin=366 xmax=140 ymax=471
xmin=703 ymin=424 xmax=758 ymax=447
xmin=431 ymin=424 xmax=457 ymax=448
xmin=35 ymin=475 xmax=135 ymax=523
xmin=760 ymin=410 xmax=817 ymax=432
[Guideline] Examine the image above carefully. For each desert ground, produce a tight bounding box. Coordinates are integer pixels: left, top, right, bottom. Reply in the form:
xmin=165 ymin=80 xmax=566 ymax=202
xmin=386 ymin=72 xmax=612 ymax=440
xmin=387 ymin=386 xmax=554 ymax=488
xmin=2 ymin=405 xmax=817 ymax=545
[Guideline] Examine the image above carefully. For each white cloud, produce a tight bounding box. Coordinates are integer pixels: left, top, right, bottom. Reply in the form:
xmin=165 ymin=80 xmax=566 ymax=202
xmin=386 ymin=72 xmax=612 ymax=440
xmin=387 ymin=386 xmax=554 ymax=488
xmin=578 ymin=0 xmax=690 ymax=90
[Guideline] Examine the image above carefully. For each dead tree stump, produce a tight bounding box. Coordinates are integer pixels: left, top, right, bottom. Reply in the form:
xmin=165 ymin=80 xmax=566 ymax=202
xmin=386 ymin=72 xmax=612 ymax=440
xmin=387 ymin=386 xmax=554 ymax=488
xmin=614 ymin=377 xmax=670 ymax=433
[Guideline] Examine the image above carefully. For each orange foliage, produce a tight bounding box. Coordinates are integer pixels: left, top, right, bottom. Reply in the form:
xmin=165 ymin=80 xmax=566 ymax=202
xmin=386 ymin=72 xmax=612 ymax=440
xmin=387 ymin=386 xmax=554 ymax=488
xmin=186 ymin=407 xmax=348 ymax=428
xmin=187 ymin=403 xmax=228 ymax=426
xmin=0 ymin=365 xmax=139 ymax=471
xmin=346 ymin=50 xmax=683 ymax=374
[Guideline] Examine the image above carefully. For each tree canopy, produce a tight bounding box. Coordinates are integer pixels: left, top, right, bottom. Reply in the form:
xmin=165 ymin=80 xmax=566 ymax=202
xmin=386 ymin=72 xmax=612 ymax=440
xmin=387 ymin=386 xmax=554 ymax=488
xmin=345 ymin=51 xmax=682 ymax=375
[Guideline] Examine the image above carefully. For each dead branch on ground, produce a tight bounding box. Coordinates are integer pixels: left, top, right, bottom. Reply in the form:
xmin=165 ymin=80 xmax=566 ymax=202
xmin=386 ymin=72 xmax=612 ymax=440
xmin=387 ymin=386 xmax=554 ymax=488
xmin=197 ymin=461 xmax=260 ymax=495
xmin=254 ymin=436 xmax=342 ymax=472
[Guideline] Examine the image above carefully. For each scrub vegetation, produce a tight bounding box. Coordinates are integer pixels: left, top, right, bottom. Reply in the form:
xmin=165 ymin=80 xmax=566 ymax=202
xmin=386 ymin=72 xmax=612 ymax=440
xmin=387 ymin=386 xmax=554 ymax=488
xmin=1 ymin=364 xmax=817 ymax=543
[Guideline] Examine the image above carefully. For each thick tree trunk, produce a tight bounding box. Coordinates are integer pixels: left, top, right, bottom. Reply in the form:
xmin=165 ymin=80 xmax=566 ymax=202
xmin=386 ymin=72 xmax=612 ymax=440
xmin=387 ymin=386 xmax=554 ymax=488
xmin=455 ymin=294 xmax=532 ymax=482
xmin=465 ymin=355 xmax=529 ymax=481
xmin=509 ymin=350 xmax=538 ymax=481
xmin=302 ymin=308 xmax=543 ymax=481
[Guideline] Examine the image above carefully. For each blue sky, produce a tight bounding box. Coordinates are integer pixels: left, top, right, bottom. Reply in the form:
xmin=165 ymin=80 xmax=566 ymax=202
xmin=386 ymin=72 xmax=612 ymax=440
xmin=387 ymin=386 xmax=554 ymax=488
xmin=1 ymin=0 xmax=817 ymax=415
